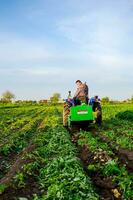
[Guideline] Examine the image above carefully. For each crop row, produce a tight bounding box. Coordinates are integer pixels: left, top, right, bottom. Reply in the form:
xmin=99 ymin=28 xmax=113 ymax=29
xmin=0 ymin=103 xmax=133 ymax=199
xmin=75 ymin=130 xmax=133 ymax=200
xmin=101 ymin=104 xmax=133 ymax=150
xmin=0 ymin=106 xmax=98 ymax=199
xmin=0 ymin=105 xmax=39 ymax=123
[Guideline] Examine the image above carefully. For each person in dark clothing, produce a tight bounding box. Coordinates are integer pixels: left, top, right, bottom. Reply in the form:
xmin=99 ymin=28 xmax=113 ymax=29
xmin=89 ymin=95 xmax=102 ymax=125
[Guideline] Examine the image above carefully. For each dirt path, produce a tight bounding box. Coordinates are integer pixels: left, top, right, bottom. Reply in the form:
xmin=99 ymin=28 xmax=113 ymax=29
xmin=70 ymin=131 xmax=121 ymax=200
xmin=91 ymin=130 xmax=133 ymax=172
xmin=0 ymin=143 xmax=45 ymax=200
xmin=0 ymin=144 xmax=36 ymax=186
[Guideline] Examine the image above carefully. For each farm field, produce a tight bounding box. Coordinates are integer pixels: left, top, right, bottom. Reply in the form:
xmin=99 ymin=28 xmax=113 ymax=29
xmin=0 ymin=103 xmax=133 ymax=200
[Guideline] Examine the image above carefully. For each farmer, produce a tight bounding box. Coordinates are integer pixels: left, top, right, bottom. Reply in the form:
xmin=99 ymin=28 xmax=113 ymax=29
xmin=73 ymin=80 xmax=88 ymax=105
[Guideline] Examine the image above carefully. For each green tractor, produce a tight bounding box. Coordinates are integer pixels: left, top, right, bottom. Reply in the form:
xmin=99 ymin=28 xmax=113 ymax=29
xmin=63 ymin=95 xmax=102 ymax=131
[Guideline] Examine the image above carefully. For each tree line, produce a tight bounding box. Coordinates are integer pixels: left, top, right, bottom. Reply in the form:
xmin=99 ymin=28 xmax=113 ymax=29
xmin=0 ymin=90 xmax=133 ymax=104
xmin=0 ymin=91 xmax=61 ymax=104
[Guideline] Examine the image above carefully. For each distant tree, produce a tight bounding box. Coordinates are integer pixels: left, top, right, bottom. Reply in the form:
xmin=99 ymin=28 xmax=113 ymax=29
xmin=101 ymin=96 xmax=110 ymax=104
xmin=50 ymin=93 xmax=61 ymax=104
xmin=1 ymin=90 xmax=15 ymax=102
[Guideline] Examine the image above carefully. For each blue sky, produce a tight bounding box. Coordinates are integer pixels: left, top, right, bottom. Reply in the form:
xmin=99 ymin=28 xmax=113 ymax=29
xmin=0 ymin=0 xmax=133 ymax=100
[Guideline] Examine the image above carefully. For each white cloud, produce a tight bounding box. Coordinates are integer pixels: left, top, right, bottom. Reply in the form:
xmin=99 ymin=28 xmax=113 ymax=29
xmin=57 ymin=10 xmax=133 ymax=78
xmin=57 ymin=7 xmax=133 ymax=51
xmin=18 ymin=68 xmax=60 ymax=76
xmin=87 ymin=52 xmax=133 ymax=70
xmin=0 ymin=33 xmax=51 ymax=63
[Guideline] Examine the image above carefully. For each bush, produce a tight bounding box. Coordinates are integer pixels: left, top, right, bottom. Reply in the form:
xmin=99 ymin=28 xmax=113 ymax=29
xmin=116 ymin=110 xmax=133 ymax=122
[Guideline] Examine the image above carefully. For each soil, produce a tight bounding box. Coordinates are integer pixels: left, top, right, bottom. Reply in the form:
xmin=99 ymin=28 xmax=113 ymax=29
xmin=117 ymin=149 xmax=133 ymax=172
xmin=91 ymin=130 xmax=133 ymax=172
xmin=0 ymin=143 xmax=46 ymax=200
xmin=0 ymin=152 xmax=17 ymax=179
xmin=71 ymin=134 xmax=122 ymax=200
xmin=0 ymin=175 xmax=44 ymax=200
xmin=0 ymin=144 xmax=36 ymax=186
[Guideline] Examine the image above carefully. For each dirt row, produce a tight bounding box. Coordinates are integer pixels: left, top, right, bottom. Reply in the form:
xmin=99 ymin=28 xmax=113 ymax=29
xmin=1 ymin=125 xmax=132 ymax=200
xmin=70 ymin=131 xmax=121 ymax=200
xmin=0 ymin=143 xmax=43 ymax=200
xmin=91 ymin=130 xmax=133 ymax=172
xmin=0 ymin=119 xmax=46 ymax=200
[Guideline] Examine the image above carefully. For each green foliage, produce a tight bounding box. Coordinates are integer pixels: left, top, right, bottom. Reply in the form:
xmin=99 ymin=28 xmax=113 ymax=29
xmin=131 ymin=95 xmax=133 ymax=103
xmin=103 ymin=160 xmax=120 ymax=176
xmin=116 ymin=110 xmax=133 ymax=121
xmin=50 ymin=93 xmax=61 ymax=104
xmin=23 ymin=161 xmax=40 ymax=175
xmin=37 ymin=127 xmax=98 ymax=199
xmin=0 ymin=184 xmax=7 ymax=194
xmin=1 ymin=103 xmax=133 ymax=199
xmin=1 ymin=90 xmax=15 ymax=102
xmin=14 ymin=172 xmax=26 ymax=188
xmin=88 ymin=164 xmax=96 ymax=172
xmin=101 ymin=96 xmax=110 ymax=104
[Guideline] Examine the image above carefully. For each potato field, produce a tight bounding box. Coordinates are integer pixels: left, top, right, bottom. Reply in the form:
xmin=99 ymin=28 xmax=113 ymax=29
xmin=0 ymin=103 xmax=133 ymax=200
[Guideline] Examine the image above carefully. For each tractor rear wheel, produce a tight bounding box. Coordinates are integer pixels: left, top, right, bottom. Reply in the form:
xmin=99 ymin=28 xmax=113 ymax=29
xmin=63 ymin=102 xmax=71 ymax=127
